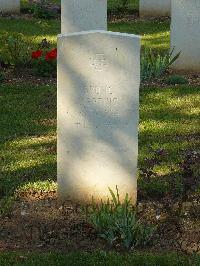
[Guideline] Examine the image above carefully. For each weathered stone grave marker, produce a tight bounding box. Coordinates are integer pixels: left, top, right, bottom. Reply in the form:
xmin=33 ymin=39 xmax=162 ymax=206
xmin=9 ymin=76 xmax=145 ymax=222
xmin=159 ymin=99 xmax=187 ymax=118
xmin=170 ymin=0 xmax=200 ymax=71
xmin=0 ymin=0 xmax=20 ymax=14
xmin=57 ymin=31 xmax=140 ymax=204
xmin=140 ymin=0 xmax=171 ymax=17
xmin=61 ymin=0 xmax=107 ymax=34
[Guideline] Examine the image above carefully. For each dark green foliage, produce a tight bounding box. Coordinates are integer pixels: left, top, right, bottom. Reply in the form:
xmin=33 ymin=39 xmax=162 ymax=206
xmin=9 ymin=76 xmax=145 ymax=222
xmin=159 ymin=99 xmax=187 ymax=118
xmin=121 ymin=0 xmax=129 ymax=9
xmin=32 ymin=57 xmax=56 ymax=77
xmin=108 ymin=0 xmax=139 ymax=12
xmin=85 ymin=187 xmax=156 ymax=249
xmin=29 ymin=3 xmax=57 ymax=19
xmin=0 ymin=71 xmax=5 ymax=83
xmin=166 ymin=75 xmax=189 ymax=85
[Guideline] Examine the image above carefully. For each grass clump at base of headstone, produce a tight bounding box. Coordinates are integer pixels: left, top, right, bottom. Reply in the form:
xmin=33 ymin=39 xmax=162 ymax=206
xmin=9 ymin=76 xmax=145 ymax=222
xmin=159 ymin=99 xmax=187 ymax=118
xmin=166 ymin=75 xmax=189 ymax=85
xmin=84 ymin=186 xmax=156 ymax=250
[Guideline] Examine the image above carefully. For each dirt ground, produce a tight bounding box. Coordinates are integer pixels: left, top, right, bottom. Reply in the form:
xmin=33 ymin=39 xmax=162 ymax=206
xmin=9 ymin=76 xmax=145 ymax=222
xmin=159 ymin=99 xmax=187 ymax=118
xmin=0 ymin=190 xmax=199 ymax=254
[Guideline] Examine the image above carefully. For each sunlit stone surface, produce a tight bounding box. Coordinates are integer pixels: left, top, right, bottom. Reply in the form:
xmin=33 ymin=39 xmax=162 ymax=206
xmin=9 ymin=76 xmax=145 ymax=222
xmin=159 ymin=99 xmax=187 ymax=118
xmin=0 ymin=0 xmax=20 ymax=13
xmin=140 ymin=0 xmax=171 ymax=17
xmin=61 ymin=0 xmax=107 ymax=34
xmin=57 ymin=31 xmax=140 ymax=204
xmin=170 ymin=0 xmax=200 ymax=71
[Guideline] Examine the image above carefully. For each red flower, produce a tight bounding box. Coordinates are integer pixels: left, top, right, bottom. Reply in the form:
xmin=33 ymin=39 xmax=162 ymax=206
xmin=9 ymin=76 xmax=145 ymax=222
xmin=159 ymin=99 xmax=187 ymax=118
xmin=45 ymin=48 xmax=57 ymax=61
xmin=32 ymin=50 xmax=42 ymax=59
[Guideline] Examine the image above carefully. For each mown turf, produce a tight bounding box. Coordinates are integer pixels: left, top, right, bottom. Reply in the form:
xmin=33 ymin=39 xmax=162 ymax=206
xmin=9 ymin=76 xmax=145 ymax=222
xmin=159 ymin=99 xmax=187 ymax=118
xmin=0 ymin=83 xmax=199 ymax=213
xmin=110 ymin=20 xmax=170 ymax=51
xmin=0 ymin=84 xmax=56 ymax=213
xmin=0 ymin=18 xmax=170 ymax=51
xmin=0 ymin=18 xmax=59 ymax=61
xmin=139 ymin=86 xmax=200 ymax=163
xmin=0 ymin=6 xmax=169 ymax=55
xmin=0 ymin=251 xmax=200 ymax=266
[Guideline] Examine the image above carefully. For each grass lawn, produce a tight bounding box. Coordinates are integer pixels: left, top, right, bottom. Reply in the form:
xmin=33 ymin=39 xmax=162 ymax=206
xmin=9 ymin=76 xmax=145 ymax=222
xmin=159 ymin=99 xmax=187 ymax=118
xmin=0 ymin=251 xmax=200 ymax=266
xmin=0 ymin=84 xmax=57 ymax=212
xmin=0 ymin=18 xmax=170 ymax=61
xmin=0 ymin=84 xmax=199 ymax=213
xmin=0 ymin=0 xmax=200 ymax=263
xmin=110 ymin=21 xmax=170 ymax=51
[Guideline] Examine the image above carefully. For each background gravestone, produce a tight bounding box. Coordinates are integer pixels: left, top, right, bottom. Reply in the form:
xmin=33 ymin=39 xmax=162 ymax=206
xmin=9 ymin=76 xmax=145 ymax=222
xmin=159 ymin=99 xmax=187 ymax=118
xmin=61 ymin=0 xmax=107 ymax=34
xmin=0 ymin=0 xmax=20 ymax=13
xmin=58 ymin=31 xmax=140 ymax=204
xmin=140 ymin=0 xmax=171 ymax=17
xmin=170 ymin=0 xmax=200 ymax=71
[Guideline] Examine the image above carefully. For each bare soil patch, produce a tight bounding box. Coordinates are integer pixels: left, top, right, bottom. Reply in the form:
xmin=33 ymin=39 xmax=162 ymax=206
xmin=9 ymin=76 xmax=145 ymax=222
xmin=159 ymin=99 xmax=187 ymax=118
xmin=0 ymin=191 xmax=199 ymax=254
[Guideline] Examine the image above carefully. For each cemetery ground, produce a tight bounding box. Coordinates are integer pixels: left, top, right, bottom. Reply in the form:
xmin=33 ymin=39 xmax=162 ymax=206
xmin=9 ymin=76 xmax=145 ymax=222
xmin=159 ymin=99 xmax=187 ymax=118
xmin=0 ymin=1 xmax=200 ymax=265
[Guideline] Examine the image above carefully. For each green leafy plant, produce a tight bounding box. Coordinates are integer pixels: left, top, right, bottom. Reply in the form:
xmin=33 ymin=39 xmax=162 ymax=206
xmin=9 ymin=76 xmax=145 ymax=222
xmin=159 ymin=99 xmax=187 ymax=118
xmin=85 ymin=186 xmax=156 ymax=250
xmin=32 ymin=57 xmax=56 ymax=77
xmin=166 ymin=75 xmax=188 ymax=85
xmin=141 ymin=48 xmax=181 ymax=81
xmin=0 ymin=32 xmax=34 ymax=67
xmin=121 ymin=0 xmax=129 ymax=9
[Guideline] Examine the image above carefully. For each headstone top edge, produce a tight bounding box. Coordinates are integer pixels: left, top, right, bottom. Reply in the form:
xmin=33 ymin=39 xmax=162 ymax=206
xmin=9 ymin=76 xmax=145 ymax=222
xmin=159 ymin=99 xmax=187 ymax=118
xmin=58 ymin=30 xmax=141 ymax=40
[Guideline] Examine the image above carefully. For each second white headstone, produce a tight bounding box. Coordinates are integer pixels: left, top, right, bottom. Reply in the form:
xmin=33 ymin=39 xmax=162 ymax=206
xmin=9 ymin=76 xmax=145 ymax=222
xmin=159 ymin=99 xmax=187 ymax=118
xmin=140 ymin=0 xmax=171 ymax=17
xmin=170 ymin=0 xmax=200 ymax=71
xmin=61 ymin=0 xmax=107 ymax=34
xmin=0 ymin=0 xmax=20 ymax=13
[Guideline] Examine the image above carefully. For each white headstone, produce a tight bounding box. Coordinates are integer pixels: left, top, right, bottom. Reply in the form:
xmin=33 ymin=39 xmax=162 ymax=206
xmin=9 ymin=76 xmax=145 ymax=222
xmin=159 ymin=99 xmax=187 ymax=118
xmin=61 ymin=0 xmax=107 ymax=34
xmin=170 ymin=0 xmax=200 ymax=71
xmin=0 ymin=0 xmax=20 ymax=14
xmin=140 ymin=0 xmax=171 ymax=17
xmin=58 ymin=31 xmax=140 ymax=204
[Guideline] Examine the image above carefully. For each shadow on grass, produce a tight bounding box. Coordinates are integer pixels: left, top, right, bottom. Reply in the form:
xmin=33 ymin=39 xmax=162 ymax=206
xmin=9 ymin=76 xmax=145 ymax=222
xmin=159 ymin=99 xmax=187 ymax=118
xmin=139 ymin=86 xmax=200 ymax=166
xmin=1 ymin=161 xmax=57 ymax=196
xmin=0 ymin=84 xmax=57 ymax=211
xmin=0 ymin=83 xmax=199 ymax=213
xmin=109 ymin=21 xmax=170 ymax=51
xmin=0 ymin=18 xmax=60 ymax=55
